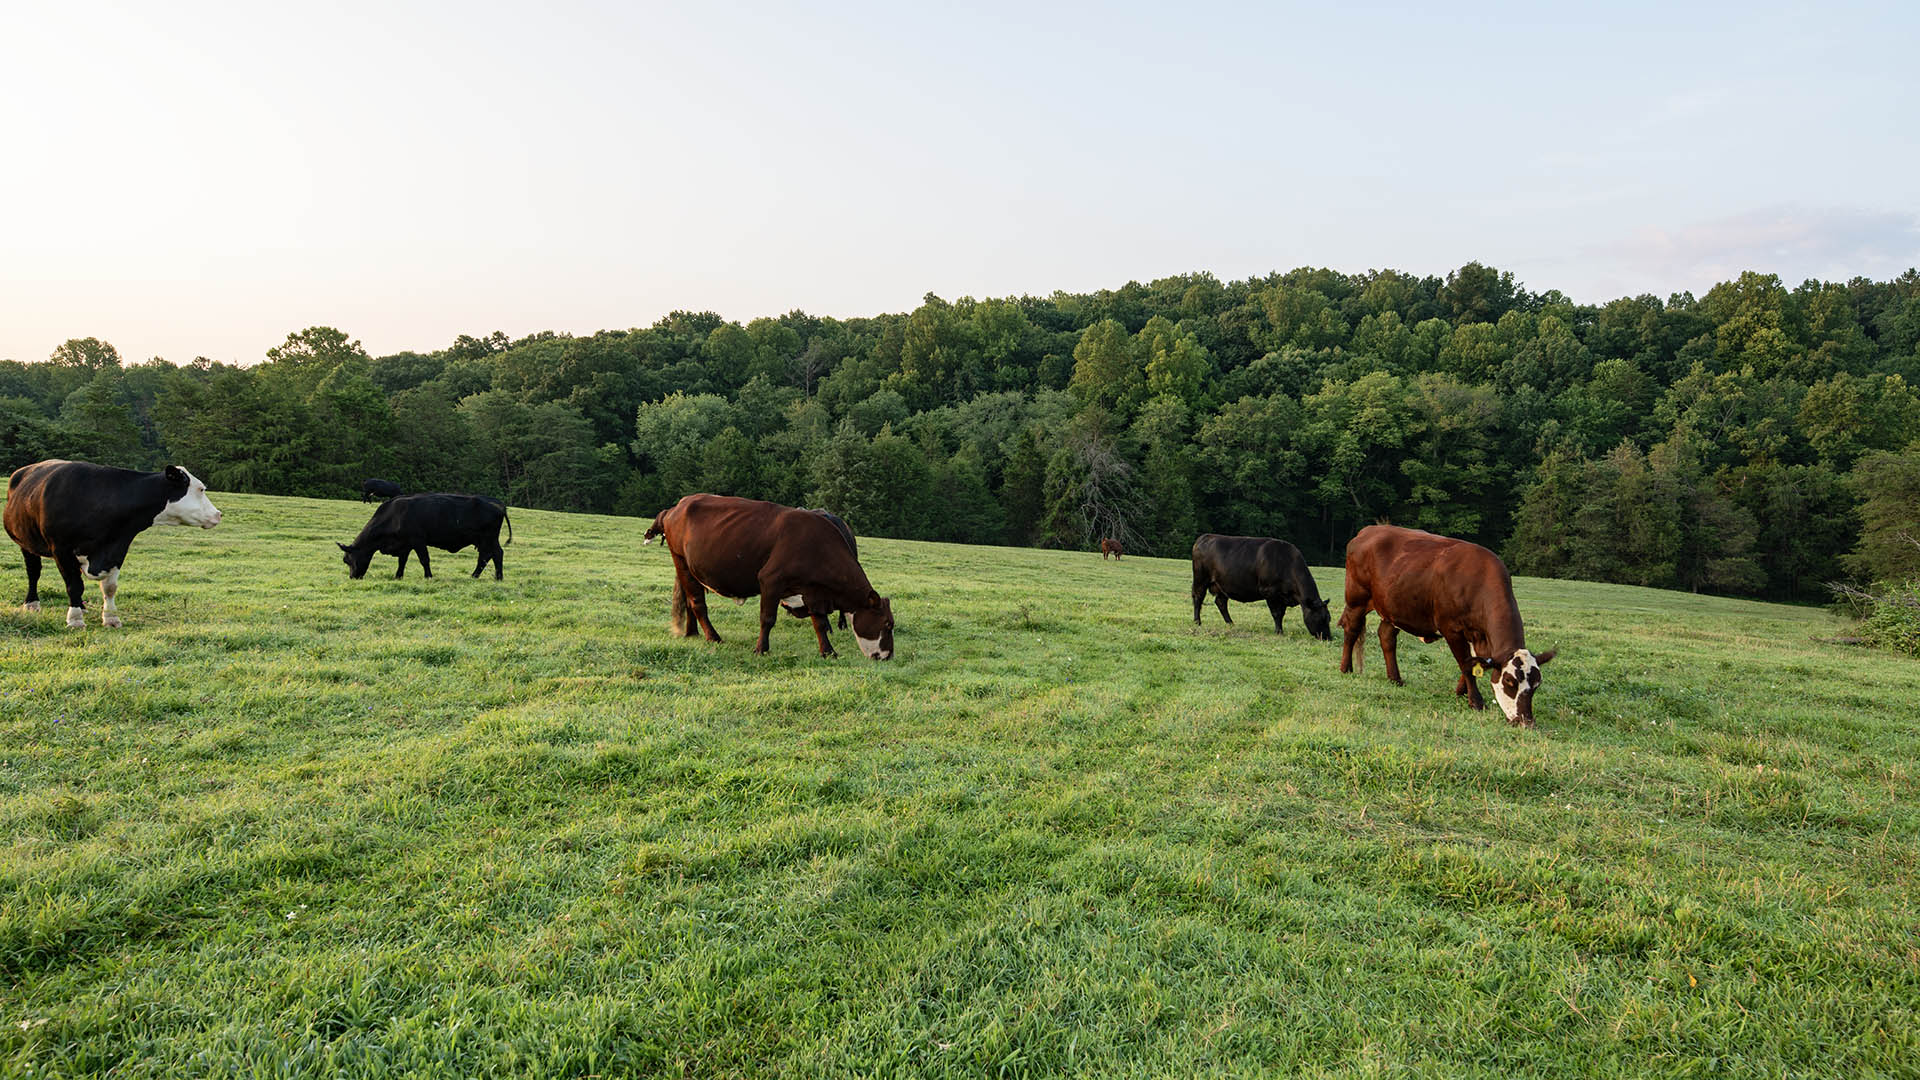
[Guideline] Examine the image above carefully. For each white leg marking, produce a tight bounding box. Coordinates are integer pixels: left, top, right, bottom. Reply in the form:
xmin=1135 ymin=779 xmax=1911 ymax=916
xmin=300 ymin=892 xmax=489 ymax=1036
xmin=23 ymin=601 xmax=41 ymax=613
xmin=100 ymin=567 xmax=121 ymax=628
xmin=67 ymin=606 xmax=86 ymax=629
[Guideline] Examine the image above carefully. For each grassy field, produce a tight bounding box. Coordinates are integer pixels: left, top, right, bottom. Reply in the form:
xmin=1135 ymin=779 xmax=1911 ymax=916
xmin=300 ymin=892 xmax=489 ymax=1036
xmin=3 ymin=493 xmax=1918 ymax=1078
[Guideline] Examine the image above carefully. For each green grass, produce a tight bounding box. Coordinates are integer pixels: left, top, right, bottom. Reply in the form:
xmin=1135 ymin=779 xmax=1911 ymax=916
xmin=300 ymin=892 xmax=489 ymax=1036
xmin=3 ymin=493 xmax=1917 ymax=1078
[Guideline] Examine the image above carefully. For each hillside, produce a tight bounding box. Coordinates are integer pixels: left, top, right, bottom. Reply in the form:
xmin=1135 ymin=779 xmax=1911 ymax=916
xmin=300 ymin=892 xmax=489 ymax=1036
xmin=4 ymin=494 xmax=1918 ymax=1077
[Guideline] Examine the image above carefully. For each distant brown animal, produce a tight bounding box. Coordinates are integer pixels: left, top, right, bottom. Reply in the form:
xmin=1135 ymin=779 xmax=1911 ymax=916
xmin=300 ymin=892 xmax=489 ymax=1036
xmin=1100 ymin=538 xmax=1124 ymax=559
xmin=1338 ymin=524 xmax=1555 ymax=725
xmin=643 ymin=494 xmax=894 ymax=660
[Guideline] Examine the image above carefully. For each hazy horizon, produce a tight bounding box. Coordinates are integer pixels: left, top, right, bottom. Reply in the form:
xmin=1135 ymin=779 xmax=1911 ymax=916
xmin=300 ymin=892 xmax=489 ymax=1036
xmin=5 ymin=0 xmax=1917 ymax=365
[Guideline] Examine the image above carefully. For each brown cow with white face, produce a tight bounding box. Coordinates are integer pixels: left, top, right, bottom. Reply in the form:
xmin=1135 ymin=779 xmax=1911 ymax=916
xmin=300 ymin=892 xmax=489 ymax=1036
xmin=1338 ymin=524 xmax=1555 ymax=725
xmin=644 ymin=494 xmax=894 ymax=660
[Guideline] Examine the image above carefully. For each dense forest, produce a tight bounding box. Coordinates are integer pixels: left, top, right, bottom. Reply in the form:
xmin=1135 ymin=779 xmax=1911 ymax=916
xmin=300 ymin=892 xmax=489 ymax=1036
xmin=5 ymin=263 xmax=1919 ymax=602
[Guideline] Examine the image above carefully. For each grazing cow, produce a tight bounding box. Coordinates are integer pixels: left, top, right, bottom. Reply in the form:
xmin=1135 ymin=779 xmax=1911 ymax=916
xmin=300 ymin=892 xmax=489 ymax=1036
xmin=5 ymin=459 xmax=223 ymax=628
xmin=1190 ymin=533 xmax=1332 ymax=639
xmin=1338 ymin=524 xmax=1555 ymax=726
xmin=338 ymin=494 xmax=511 ymax=580
xmin=1100 ymin=538 xmax=1124 ymax=559
xmin=360 ymin=478 xmax=402 ymax=502
xmin=645 ymin=493 xmax=894 ymax=659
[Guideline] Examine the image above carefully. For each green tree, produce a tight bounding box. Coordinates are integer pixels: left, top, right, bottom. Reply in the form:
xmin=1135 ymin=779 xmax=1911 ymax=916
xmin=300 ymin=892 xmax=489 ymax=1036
xmin=1845 ymin=447 xmax=1920 ymax=582
xmin=1068 ymin=319 xmax=1141 ymax=413
xmin=265 ymin=327 xmax=371 ymax=397
xmin=59 ymin=369 xmax=145 ymax=467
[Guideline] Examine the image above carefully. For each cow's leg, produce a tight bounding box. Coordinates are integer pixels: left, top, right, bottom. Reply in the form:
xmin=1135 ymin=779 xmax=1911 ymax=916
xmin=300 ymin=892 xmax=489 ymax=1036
xmin=1446 ymin=635 xmax=1486 ymax=709
xmin=1267 ymin=597 xmax=1287 ymax=634
xmin=21 ymin=550 xmax=42 ymax=612
xmin=1191 ymin=569 xmax=1207 ymax=625
xmin=1339 ymin=603 xmax=1368 ymax=674
xmin=415 ymin=547 xmax=432 ymax=579
xmin=97 ymin=567 xmax=122 ymax=628
xmin=1214 ymin=592 xmax=1233 ymax=625
xmin=481 ymin=541 xmax=504 ymax=580
xmin=755 ymin=594 xmax=779 ymax=654
xmin=809 ymin=613 xmax=837 ymax=657
xmin=53 ymin=551 xmax=87 ymax=628
xmin=394 ymin=549 xmax=409 ymax=578
xmin=686 ymin=580 xmax=721 ymax=642
xmin=1379 ymin=620 xmax=1403 ymax=684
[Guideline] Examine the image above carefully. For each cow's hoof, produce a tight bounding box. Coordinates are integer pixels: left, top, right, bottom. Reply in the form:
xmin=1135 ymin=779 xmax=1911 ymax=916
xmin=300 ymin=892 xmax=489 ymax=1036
xmin=1508 ymin=717 xmax=1535 ymax=728
xmin=103 ymin=615 xmax=122 ymax=628
xmin=22 ymin=601 xmax=40 ymax=613
xmin=66 ymin=611 xmax=85 ymax=629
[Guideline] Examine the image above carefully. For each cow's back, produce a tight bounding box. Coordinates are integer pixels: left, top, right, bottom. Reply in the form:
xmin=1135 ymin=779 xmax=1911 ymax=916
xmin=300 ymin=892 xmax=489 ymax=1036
xmin=667 ymin=494 xmax=861 ymax=599
xmin=5 ymin=460 xmax=155 ymax=551
xmin=1196 ymin=533 xmax=1299 ymax=596
xmin=1347 ymin=524 xmax=1510 ymax=630
xmin=361 ymin=494 xmax=503 ymax=549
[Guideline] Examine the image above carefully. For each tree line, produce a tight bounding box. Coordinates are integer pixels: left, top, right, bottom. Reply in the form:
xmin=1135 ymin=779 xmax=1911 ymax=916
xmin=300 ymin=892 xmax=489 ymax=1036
xmin=5 ymin=263 xmax=1919 ymax=601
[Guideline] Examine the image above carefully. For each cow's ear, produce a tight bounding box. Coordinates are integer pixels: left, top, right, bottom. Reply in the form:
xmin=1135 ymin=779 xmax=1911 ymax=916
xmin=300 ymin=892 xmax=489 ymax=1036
xmin=866 ymin=589 xmax=882 ymax=608
xmin=337 ymin=542 xmax=350 ymax=552
xmin=1472 ymin=656 xmax=1497 ymax=675
xmin=1535 ymin=649 xmax=1557 ymax=666
xmin=163 ymin=465 xmax=188 ymax=493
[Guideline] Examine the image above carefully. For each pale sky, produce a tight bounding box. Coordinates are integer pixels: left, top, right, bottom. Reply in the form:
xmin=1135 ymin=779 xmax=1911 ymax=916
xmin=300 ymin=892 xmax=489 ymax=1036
xmin=3 ymin=0 xmax=1917 ymax=365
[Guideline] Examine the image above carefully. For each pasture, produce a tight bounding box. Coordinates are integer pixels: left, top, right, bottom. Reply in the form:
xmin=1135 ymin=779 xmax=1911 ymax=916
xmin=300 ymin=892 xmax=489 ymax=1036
xmin=3 ymin=493 xmax=1917 ymax=1078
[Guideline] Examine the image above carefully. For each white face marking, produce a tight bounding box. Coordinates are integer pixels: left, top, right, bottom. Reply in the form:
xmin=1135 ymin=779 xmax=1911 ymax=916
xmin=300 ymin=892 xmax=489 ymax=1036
xmin=854 ymin=632 xmax=887 ymax=660
xmin=1491 ymin=649 xmax=1542 ymax=723
xmin=152 ymin=469 xmax=222 ymax=528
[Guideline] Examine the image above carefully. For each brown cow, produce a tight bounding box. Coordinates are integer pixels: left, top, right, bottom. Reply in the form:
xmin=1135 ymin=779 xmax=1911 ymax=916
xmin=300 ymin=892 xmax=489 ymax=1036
xmin=1100 ymin=538 xmax=1124 ymax=559
xmin=1338 ymin=524 xmax=1555 ymax=725
xmin=643 ymin=494 xmax=894 ymax=660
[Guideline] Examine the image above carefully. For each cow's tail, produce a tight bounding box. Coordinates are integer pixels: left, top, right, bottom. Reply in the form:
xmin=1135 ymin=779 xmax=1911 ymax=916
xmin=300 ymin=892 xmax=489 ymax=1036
xmin=503 ymin=508 xmax=513 ymax=546
xmin=669 ymin=574 xmax=691 ymax=636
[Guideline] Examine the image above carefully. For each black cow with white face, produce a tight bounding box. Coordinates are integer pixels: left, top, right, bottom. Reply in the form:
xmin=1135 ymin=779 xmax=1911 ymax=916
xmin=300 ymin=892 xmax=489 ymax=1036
xmin=5 ymin=459 xmax=223 ymax=628
xmin=339 ymin=493 xmax=511 ymax=580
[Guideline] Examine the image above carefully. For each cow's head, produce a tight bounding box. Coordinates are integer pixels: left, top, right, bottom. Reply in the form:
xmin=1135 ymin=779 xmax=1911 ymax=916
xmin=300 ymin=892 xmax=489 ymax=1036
xmin=338 ymin=542 xmax=374 ymax=580
xmin=849 ymin=591 xmax=894 ymax=660
xmin=1474 ymin=648 xmax=1556 ymax=726
xmin=153 ymin=466 xmax=222 ymax=528
xmin=1303 ymin=597 xmax=1333 ymax=641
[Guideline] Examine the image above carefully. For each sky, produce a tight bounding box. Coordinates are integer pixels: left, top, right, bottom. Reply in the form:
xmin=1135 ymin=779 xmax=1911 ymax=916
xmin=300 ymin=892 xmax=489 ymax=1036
xmin=3 ymin=0 xmax=1917 ymax=365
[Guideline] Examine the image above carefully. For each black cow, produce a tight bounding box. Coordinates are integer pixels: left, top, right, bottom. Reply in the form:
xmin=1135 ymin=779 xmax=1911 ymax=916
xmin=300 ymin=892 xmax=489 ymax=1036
xmin=339 ymin=494 xmax=511 ymax=580
xmin=1191 ymin=533 xmax=1332 ymax=639
xmin=360 ymin=478 xmax=403 ymax=502
xmin=5 ymin=459 xmax=223 ymax=628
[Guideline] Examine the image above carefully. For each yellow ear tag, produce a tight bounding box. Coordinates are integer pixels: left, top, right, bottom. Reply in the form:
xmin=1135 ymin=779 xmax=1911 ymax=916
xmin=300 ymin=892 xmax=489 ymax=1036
xmin=1472 ymin=663 xmax=1485 ymax=676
